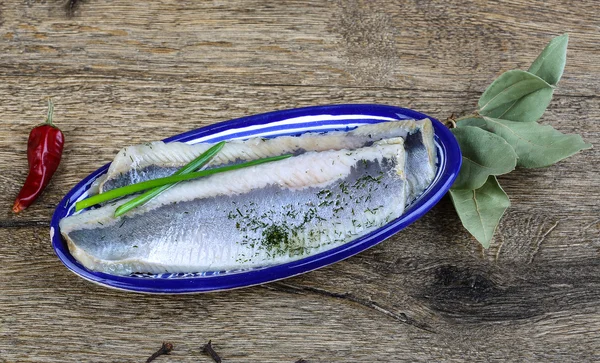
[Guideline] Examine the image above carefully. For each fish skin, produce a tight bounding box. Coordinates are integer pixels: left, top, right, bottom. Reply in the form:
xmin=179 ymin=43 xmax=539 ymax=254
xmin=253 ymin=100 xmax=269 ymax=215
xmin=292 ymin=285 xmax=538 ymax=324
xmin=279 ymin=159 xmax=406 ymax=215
xmin=60 ymin=143 xmax=408 ymax=275
xmin=99 ymin=120 xmax=436 ymax=201
xmin=404 ymin=120 xmax=436 ymax=200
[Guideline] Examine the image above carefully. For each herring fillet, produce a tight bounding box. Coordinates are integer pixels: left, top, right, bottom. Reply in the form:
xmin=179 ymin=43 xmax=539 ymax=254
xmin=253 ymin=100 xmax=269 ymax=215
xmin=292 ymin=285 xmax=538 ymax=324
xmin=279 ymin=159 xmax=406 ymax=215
xmin=60 ymin=142 xmax=408 ymax=275
xmin=98 ymin=119 xmax=436 ymax=201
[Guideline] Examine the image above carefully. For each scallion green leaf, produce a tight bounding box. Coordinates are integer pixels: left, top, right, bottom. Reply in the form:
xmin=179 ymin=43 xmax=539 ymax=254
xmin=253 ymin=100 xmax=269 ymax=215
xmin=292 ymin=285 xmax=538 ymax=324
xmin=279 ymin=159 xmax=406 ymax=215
xmin=75 ymin=154 xmax=292 ymax=212
xmin=113 ymin=141 xmax=225 ymax=217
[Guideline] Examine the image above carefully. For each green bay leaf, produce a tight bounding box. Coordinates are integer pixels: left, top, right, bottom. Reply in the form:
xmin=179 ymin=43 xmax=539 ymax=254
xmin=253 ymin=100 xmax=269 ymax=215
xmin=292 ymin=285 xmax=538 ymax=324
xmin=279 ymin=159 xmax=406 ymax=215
xmin=460 ymin=117 xmax=592 ymax=168
xmin=528 ymin=34 xmax=568 ymax=86
xmin=451 ymin=126 xmax=517 ymax=190
xmin=482 ymin=87 xmax=554 ymax=123
xmin=478 ymin=70 xmax=553 ymax=117
xmin=449 ymin=176 xmax=510 ymax=248
xmin=481 ymin=34 xmax=568 ymax=123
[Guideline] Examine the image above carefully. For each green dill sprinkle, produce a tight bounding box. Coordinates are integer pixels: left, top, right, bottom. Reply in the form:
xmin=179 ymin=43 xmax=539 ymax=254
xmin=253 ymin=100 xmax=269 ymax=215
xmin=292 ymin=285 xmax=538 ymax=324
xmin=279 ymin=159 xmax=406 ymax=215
xmin=318 ymin=200 xmax=334 ymax=207
xmin=317 ymin=189 xmax=332 ymax=199
xmin=262 ymin=224 xmax=290 ymax=250
xmin=339 ymin=182 xmax=349 ymax=194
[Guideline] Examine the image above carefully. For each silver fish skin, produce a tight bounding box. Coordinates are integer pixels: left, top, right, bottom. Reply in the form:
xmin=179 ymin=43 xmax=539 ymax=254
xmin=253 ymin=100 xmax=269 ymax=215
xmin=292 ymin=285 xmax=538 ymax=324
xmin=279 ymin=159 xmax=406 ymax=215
xmin=98 ymin=119 xmax=436 ymax=202
xmin=402 ymin=121 xmax=436 ymax=200
xmin=60 ymin=142 xmax=408 ymax=275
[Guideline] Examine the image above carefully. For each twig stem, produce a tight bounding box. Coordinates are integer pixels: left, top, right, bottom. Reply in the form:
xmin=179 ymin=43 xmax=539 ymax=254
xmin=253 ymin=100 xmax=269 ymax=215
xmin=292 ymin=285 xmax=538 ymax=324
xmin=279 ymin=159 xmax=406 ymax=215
xmin=146 ymin=342 xmax=173 ymax=363
xmin=202 ymin=340 xmax=222 ymax=363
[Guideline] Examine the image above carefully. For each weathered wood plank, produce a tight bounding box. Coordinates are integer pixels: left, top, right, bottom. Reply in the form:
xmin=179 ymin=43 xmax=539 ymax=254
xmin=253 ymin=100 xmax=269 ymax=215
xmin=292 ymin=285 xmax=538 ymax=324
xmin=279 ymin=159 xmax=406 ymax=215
xmin=0 ymin=1 xmax=598 ymax=95
xmin=0 ymin=221 xmax=598 ymax=362
xmin=0 ymin=0 xmax=598 ymax=362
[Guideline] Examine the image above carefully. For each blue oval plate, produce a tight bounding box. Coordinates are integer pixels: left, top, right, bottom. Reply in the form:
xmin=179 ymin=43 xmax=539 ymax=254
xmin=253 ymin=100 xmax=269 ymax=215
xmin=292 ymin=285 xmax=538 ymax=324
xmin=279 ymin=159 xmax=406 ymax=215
xmin=50 ymin=104 xmax=461 ymax=293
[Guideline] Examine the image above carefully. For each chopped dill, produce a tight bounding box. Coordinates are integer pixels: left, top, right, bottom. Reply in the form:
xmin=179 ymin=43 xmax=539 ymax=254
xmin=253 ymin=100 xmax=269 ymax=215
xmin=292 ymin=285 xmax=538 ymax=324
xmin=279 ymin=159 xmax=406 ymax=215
xmin=318 ymin=200 xmax=334 ymax=207
xmin=339 ymin=181 xmax=349 ymax=194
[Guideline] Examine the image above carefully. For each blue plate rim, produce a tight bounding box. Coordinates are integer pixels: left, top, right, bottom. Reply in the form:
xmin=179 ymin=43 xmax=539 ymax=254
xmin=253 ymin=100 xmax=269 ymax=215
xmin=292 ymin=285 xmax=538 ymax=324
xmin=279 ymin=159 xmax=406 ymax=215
xmin=50 ymin=103 xmax=461 ymax=294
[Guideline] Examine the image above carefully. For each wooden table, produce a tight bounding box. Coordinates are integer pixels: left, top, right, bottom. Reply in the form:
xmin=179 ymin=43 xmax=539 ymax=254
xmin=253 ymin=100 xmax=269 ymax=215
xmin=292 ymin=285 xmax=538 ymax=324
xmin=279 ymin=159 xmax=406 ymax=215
xmin=1 ymin=1 xmax=598 ymax=362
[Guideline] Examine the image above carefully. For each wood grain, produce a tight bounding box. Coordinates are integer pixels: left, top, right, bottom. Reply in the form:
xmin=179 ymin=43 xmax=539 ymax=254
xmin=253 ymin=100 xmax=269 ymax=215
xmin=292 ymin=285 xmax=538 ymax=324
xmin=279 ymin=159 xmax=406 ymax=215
xmin=0 ymin=1 xmax=598 ymax=362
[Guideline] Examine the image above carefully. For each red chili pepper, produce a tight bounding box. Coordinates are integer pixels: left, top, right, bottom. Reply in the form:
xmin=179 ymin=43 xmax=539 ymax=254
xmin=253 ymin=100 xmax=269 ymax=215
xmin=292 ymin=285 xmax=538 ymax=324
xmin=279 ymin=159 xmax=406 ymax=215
xmin=12 ymin=100 xmax=65 ymax=213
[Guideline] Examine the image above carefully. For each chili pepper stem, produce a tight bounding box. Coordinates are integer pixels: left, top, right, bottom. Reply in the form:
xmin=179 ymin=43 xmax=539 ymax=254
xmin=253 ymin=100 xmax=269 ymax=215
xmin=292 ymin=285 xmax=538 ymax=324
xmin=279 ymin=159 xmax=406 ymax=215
xmin=46 ymin=99 xmax=55 ymax=127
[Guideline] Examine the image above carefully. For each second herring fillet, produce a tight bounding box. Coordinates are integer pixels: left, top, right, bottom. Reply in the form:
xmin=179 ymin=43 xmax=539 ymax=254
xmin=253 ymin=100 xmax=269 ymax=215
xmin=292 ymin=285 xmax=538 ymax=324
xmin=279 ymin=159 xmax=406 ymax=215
xmin=60 ymin=142 xmax=408 ymax=275
xmin=98 ymin=119 xmax=436 ymax=201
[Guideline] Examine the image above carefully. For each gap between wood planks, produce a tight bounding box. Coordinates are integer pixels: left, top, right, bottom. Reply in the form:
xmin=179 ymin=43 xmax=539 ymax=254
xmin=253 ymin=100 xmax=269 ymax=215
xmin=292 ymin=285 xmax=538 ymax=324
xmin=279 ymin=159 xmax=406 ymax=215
xmin=0 ymin=72 xmax=599 ymax=99
xmin=263 ymin=282 xmax=435 ymax=333
xmin=0 ymin=72 xmax=479 ymax=95
xmin=0 ymin=219 xmax=50 ymax=228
